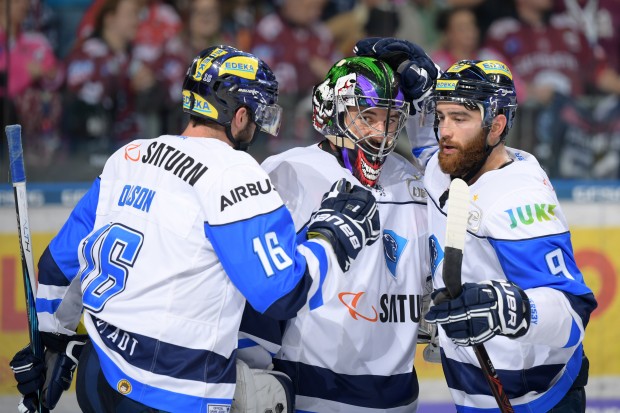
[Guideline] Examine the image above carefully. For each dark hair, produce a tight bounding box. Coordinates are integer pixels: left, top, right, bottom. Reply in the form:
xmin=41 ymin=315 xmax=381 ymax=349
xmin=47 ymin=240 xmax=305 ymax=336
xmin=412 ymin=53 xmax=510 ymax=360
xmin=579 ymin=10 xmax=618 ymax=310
xmin=435 ymin=6 xmax=476 ymax=33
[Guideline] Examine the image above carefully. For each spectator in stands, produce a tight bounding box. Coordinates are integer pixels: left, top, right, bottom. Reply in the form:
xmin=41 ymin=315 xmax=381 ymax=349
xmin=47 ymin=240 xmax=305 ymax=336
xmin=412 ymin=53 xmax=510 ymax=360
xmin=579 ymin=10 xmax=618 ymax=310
xmin=77 ymin=0 xmax=182 ymax=138
xmin=161 ymin=0 xmax=239 ymax=132
xmin=0 ymin=0 xmax=63 ymax=167
xmin=326 ymin=0 xmax=399 ymax=57
xmin=63 ymin=0 xmax=141 ymax=162
xmin=395 ymin=0 xmax=444 ymax=52
xmin=553 ymin=0 xmax=620 ymax=72
xmin=250 ymin=0 xmax=340 ymax=153
xmin=432 ymin=7 xmax=527 ymax=102
xmin=485 ymin=0 xmax=620 ymax=178
xmin=485 ymin=0 xmax=620 ymax=104
xmin=446 ymin=0 xmax=516 ymax=41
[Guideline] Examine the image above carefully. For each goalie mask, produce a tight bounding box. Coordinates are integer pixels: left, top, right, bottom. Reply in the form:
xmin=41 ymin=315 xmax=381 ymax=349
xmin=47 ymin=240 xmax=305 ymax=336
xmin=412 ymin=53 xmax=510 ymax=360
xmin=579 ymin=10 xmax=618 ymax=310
xmin=312 ymin=57 xmax=409 ymax=187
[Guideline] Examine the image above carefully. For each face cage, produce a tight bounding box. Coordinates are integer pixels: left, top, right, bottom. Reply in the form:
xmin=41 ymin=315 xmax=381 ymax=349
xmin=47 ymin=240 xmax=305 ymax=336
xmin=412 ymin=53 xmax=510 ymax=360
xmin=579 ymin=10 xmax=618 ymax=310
xmin=335 ymin=94 xmax=409 ymax=162
xmin=421 ymin=96 xmax=489 ymax=128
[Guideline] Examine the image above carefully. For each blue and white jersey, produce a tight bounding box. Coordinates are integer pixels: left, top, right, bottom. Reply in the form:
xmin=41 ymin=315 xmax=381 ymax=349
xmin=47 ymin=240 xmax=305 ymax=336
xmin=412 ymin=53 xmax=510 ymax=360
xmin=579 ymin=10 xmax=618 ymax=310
xmin=425 ymin=148 xmax=597 ymax=413
xmin=239 ymin=143 xmax=429 ymax=412
xmin=35 ymin=135 xmax=341 ymax=413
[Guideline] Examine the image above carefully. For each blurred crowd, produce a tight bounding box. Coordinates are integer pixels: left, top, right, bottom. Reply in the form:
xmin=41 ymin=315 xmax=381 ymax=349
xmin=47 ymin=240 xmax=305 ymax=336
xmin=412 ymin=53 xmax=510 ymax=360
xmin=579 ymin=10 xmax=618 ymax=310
xmin=1 ymin=0 xmax=620 ymax=181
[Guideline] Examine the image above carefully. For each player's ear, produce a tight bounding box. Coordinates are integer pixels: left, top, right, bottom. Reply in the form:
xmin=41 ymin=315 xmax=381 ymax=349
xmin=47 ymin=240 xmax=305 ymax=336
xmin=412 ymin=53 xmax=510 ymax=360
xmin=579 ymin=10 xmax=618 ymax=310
xmin=489 ymin=114 xmax=507 ymax=145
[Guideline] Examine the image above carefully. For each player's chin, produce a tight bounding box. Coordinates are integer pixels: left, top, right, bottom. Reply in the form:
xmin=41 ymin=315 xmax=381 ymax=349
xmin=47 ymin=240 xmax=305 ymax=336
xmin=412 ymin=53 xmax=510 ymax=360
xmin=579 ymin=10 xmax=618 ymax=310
xmin=438 ymin=152 xmax=461 ymax=175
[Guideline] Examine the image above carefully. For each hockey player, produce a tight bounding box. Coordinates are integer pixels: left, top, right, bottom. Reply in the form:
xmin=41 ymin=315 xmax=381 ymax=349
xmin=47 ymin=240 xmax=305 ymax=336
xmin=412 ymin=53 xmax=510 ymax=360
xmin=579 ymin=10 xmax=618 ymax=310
xmin=8 ymin=46 xmax=381 ymax=413
xmin=237 ymin=55 xmax=439 ymax=412
xmin=356 ymin=37 xmax=597 ymax=413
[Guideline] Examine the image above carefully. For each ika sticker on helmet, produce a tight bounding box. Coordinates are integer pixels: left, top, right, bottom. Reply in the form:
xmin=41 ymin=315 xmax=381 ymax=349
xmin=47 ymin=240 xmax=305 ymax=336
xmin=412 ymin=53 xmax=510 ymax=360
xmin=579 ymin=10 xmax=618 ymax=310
xmin=192 ymin=48 xmax=227 ymax=81
xmin=436 ymin=79 xmax=458 ymax=90
xmin=191 ymin=93 xmax=218 ymax=118
xmin=220 ymin=56 xmax=258 ymax=80
xmin=476 ymin=60 xmax=513 ymax=79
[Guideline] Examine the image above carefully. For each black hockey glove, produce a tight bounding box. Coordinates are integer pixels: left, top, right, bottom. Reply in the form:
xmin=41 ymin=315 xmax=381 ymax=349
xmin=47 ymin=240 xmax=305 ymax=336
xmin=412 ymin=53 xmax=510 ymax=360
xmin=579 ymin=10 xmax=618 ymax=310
xmin=425 ymin=280 xmax=531 ymax=346
xmin=307 ymin=178 xmax=380 ymax=272
xmin=354 ymin=37 xmax=441 ymax=115
xmin=10 ymin=333 xmax=88 ymax=411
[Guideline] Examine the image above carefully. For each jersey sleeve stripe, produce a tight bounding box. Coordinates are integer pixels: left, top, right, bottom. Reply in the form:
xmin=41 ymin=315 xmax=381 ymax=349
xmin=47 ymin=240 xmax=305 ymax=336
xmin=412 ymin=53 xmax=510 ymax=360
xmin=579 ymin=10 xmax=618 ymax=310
xmin=46 ymin=177 xmax=100 ymax=282
xmin=563 ymin=319 xmax=581 ymax=348
xmin=302 ymin=240 xmax=328 ymax=310
xmin=442 ymin=344 xmax=583 ymax=411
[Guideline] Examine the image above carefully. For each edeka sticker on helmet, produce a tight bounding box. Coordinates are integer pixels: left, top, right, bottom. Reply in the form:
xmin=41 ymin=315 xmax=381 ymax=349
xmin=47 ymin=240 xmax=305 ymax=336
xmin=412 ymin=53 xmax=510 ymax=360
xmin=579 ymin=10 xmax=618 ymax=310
xmin=185 ymin=91 xmax=218 ymax=118
xmin=220 ymin=56 xmax=258 ymax=80
xmin=192 ymin=48 xmax=227 ymax=81
xmin=446 ymin=62 xmax=472 ymax=73
xmin=476 ymin=60 xmax=513 ymax=80
xmin=436 ymin=79 xmax=458 ymax=91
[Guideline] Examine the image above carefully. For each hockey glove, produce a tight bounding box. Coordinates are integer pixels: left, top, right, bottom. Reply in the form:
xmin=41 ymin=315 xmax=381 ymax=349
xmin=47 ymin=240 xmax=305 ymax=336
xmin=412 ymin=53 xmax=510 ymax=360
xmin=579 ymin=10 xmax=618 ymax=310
xmin=10 ymin=333 xmax=88 ymax=411
xmin=354 ymin=37 xmax=441 ymax=114
xmin=307 ymin=178 xmax=380 ymax=272
xmin=425 ymin=280 xmax=531 ymax=346
xmin=9 ymin=346 xmax=44 ymax=413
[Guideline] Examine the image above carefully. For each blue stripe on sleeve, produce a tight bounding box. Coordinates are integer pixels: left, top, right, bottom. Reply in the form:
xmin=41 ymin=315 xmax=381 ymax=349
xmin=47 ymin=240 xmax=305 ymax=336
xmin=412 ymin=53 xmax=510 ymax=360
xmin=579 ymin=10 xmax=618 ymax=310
xmin=444 ymin=345 xmax=583 ymax=413
xmin=303 ymin=240 xmax=328 ymax=310
xmin=412 ymin=145 xmax=437 ymax=159
xmin=488 ymin=232 xmax=592 ymax=296
xmin=45 ymin=178 xmax=100 ymax=283
xmin=204 ymin=205 xmax=312 ymax=315
xmin=35 ymin=298 xmax=62 ymax=314
xmin=563 ymin=319 xmax=581 ymax=348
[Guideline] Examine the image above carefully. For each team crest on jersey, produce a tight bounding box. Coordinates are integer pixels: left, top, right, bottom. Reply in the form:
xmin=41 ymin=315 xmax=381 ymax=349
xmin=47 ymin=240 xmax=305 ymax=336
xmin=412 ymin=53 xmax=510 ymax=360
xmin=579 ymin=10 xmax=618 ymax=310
xmin=383 ymin=230 xmax=408 ymax=278
xmin=429 ymin=234 xmax=444 ymax=278
xmin=117 ymin=379 xmax=132 ymax=395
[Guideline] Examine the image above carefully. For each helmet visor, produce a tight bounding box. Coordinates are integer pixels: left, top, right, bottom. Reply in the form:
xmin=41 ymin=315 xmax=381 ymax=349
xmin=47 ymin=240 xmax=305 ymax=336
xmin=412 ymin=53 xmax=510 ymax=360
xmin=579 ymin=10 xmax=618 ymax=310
xmin=254 ymin=103 xmax=282 ymax=136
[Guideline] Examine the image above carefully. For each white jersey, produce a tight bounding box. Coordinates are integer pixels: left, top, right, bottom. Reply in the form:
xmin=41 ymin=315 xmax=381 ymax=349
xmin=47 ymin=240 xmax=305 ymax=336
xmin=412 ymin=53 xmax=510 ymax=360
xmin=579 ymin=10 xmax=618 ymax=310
xmin=35 ymin=135 xmax=342 ymax=412
xmin=239 ymin=143 xmax=429 ymax=412
xmin=425 ymin=148 xmax=597 ymax=412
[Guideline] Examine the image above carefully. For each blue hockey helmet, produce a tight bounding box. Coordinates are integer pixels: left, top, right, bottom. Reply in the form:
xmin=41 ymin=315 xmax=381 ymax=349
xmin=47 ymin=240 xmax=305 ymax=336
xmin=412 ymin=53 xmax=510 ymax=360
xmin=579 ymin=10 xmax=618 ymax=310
xmin=423 ymin=59 xmax=517 ymax=139
xmin=182 ymin=45 xmax=282 ymax=146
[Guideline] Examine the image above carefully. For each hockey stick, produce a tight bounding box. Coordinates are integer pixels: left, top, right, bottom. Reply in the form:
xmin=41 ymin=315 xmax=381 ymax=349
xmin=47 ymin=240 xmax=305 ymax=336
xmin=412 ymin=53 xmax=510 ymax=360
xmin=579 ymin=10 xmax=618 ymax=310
xmin=6 ymin=125 xmax=50 ymax=413
xmin=443 ymin=178 xmax=514 ymax=413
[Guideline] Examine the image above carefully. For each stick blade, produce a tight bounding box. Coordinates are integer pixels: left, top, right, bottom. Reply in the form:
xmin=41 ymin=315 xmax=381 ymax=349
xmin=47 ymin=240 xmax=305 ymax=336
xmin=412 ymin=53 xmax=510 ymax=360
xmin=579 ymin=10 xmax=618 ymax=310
xmin=443 ymin=178 xmax=470 ymax=297
xmin=445 ymin=178 xmax=470 ymax=250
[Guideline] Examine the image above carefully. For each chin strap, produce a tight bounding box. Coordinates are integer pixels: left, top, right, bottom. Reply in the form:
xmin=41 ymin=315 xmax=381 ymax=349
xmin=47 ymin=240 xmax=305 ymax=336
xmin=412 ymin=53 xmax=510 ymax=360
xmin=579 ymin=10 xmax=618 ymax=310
xmin=460 ymin=126 xmax=504 ymax=184
xmin=225 ymin=125 xmax=261 ymax=152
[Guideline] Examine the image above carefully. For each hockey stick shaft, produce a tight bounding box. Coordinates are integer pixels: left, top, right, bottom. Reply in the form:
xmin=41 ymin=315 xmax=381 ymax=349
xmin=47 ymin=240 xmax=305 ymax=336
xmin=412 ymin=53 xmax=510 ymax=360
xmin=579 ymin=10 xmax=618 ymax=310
xmin=6 ymin=125 xmax=50 ymax=413
xmin=443 ymin=179 xmax=514 ymax=413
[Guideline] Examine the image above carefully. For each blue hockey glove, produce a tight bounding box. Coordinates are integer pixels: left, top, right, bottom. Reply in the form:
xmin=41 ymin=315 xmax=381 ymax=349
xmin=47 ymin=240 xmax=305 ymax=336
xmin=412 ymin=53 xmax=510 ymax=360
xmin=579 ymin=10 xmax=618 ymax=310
xmin=425 ymin=280 xmax=531 ymax=346
xmin=307 ymin=178 xmax=380 ymax=272
xmin=10 ymin=333 xmax=88 ymax=411
xmin=354 ymin=37 xmax=441 ymax=114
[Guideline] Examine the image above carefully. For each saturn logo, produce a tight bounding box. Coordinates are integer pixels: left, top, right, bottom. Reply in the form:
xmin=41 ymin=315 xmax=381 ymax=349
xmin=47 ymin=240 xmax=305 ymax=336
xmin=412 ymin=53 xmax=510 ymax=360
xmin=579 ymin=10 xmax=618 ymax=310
xmin=338 ymin=292 xmax=378 ymax=322
xmin=124 ymin=143 xmax=141 ymax=161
